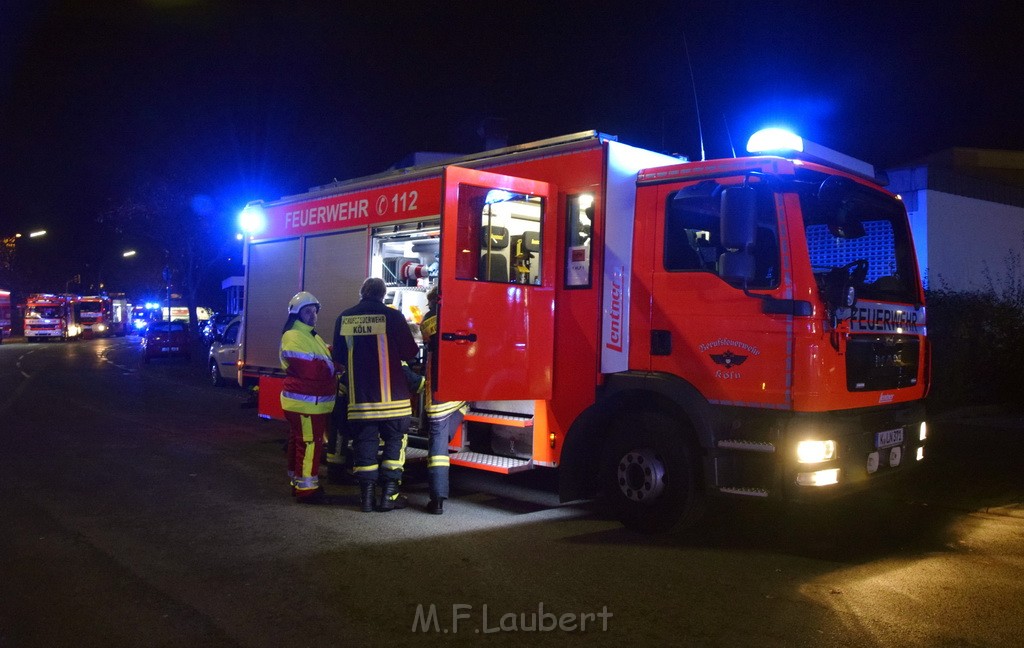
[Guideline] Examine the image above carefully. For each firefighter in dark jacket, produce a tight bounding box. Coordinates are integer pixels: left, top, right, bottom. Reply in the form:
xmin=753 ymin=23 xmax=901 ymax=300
xmin=333 ymin=277 xmax=420 ymax=512
xmin=419 ymin=286 xmax=466 ymax=515
xmin=280 ymin=291 xmax=337 ymax=504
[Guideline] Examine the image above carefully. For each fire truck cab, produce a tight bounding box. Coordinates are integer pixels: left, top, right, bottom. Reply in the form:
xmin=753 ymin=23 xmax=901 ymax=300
xmin=239 ymin=130 xmax=929 ymax=531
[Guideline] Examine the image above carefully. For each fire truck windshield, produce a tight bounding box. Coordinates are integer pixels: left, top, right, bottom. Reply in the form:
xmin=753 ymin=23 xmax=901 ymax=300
xmin=77 ymin=302 xmax=103 ymax=322
xmin=794 ymin=170 xmax=919 ymax=305
xmin=27 ymin=307 xmax=61 ymax=319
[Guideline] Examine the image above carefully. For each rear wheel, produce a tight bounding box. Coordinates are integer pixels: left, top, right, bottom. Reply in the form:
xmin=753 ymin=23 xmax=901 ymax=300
xmin=603 ymin=411 xmax=705 ymax=533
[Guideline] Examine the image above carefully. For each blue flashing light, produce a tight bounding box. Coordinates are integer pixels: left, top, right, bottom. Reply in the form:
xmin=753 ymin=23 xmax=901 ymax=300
xmin=746 ymin=128 xmax=804 ymax=154
xmin=239 ymin=203 xmax=267 ymax=235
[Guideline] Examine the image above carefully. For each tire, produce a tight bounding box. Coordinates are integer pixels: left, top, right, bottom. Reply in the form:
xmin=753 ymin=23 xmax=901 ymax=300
xmin=210 ymin=360 xmax=224 ymax=387
xmin=603 ymin=411 xmax=705 ymax=533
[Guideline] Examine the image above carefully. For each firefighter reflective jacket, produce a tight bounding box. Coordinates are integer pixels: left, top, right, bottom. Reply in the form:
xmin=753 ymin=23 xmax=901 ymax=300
xmin=333 ymin=298 xmax=420 ymax=421
xmin=279 ymin=320 xmax=337 ymax=414
xmin=420 ymin=305 xmax=465 ymax=419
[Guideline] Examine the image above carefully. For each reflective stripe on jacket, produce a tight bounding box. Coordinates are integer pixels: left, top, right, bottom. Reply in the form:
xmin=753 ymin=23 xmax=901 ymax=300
xmin=280 ymin=320 xmax=336 ymax=415
xmin=420 ymin=306 xmax=465 ymax=420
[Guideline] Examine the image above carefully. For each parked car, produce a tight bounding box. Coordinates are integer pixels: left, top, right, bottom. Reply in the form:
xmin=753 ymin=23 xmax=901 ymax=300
xmin=143 ymin=321 xmax=191 ymax=362
xmin=208 ymin=316 xmax=241 ymax=386
xmin=202 ymin=313 xmax=235 ymax=345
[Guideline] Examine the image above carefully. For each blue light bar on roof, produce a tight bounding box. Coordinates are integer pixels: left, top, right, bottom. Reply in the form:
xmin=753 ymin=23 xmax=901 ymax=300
xmin=746 ymin=128 xmax=876 ymax=181
xmin=746 ymin=128 xmax=804 ymax=154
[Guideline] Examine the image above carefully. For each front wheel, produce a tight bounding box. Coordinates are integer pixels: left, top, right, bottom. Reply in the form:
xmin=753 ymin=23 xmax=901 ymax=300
xmin=603 ymin=412 xmax=705 ymax=533
xmin=210 ymin=360 xmax=224 ymax=387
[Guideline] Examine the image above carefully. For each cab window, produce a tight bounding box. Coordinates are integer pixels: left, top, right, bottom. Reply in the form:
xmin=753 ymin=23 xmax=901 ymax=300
xmin=223 ymin=321 xmax=239 ymax=345
xmin=454 ymin=186 xmax=544 ymax=285
xmin=565 ymin=193 xmax=594 ymax=288
xmin=664 ymin=180 xmax=780 ymax=289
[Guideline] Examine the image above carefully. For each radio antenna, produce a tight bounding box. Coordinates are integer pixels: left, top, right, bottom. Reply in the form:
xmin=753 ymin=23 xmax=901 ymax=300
xmin=683 ymin=33 xmax=706 ymax=161
xmin=723 ymin=113 xmax=737 ymax=158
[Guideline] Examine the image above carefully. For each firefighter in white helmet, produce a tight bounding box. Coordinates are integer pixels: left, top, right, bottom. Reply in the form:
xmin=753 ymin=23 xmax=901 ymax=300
xmin=280 ymin=291 xmax=337 ymax=504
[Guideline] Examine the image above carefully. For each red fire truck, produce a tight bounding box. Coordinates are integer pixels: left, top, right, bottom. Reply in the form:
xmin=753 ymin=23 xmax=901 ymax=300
xmin=24 ymin=293 xmax=81 ymax=341
xmin=77 ymin=294 xmax=129 ymax=338
xmin=237 ymin=130 xmax=929 ymax=531
xmin=0 ymin=288 xmax=11 ymax=342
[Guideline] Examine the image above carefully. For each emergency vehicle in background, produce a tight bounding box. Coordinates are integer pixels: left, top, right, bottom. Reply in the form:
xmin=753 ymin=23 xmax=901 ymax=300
xmin=0 ymin=288 xmax=11 ymax=342
xmin=236 ymin=129 xmax=930 ymax=531
xmin=24 ymin=293 xmax=81 ymax=341
xmin=78 ymin=295 xmax=110 ymax=338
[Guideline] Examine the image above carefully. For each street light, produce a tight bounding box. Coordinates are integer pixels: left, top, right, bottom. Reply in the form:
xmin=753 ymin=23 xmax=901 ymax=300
xmin=122 ymin=250 xmax=137 ymax=258
xmin=162 ymin=265 xmax=172 ymax=322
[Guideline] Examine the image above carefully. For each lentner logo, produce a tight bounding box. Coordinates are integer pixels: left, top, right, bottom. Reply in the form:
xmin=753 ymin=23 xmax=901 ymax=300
xmin=605 ymin=267 xmax=624 ymax=353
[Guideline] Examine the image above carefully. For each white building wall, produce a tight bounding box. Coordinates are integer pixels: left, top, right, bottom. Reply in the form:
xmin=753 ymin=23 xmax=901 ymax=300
xmin=915 ymin=190 xmax=1024 ymax=292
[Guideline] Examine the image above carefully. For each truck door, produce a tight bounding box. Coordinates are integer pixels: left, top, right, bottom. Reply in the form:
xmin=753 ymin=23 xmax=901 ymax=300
xmin=436 ymin=166 xmax=555 ymax=401
xmin=648 ymin=177 xmax=793 ymax=408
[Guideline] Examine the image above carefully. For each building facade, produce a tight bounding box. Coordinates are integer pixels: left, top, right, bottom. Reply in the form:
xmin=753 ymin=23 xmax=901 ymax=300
xmin=887 ymin=148 xmax=1024 ymax=293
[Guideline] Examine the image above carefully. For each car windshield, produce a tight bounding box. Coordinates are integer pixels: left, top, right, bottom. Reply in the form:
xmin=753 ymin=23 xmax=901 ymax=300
xmin=793 ymin=170 xmax=919 ymax=304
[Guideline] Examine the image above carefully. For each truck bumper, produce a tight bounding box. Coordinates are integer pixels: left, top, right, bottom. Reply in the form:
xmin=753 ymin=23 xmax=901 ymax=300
xmin=780 ymin=401 xmax=928 ymax=503
xmin=710 ymin=401 xmax=927 ymax=502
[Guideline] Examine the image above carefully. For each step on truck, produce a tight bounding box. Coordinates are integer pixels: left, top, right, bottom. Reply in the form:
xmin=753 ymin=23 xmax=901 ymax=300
xmin=236 ymin=129 xmax=929 ymax=532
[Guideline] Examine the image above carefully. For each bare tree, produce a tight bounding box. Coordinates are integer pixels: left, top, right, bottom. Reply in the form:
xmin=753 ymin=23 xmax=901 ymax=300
xmin=103 ymin=176 xmax=235 ymax=336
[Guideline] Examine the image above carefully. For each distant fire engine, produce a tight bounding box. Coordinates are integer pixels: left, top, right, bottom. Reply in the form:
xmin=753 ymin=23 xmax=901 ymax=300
xmin=235 ymin=129 xmax=929 ymax=531
xmin=77 ymin=294 xmax=130 ymax=338
xmin=24 ymin=293 xmax=81 ymax=341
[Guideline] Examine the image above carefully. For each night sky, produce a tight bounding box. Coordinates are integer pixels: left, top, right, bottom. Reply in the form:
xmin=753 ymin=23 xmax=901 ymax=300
xmin=2 ymin=0 xmax=1023 ymax=300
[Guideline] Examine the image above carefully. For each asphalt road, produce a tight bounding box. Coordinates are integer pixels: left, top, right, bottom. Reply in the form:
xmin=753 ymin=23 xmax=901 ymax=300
xmin=1 ymin=336 xmax=1022 ymax=647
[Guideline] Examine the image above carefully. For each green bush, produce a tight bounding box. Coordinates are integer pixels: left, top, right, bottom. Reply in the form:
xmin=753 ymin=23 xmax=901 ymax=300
xmin=925 ymin=287 xmax=1024 ymax=412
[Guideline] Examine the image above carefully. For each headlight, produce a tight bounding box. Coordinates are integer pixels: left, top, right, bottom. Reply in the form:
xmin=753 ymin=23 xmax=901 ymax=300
xmin=96 ymin=324 xmax=106 ymax=331
xmin=796 ymin=439 xmax=836 ymax=463
xmin=796 ymin=468 xmax=840 ymax=486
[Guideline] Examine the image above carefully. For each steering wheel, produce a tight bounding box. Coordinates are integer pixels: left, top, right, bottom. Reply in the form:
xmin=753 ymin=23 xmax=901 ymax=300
xmin=841 ymin=259 xmax=869 ymax=285
xmin=824 ymin=259 xmax=868 ymax=312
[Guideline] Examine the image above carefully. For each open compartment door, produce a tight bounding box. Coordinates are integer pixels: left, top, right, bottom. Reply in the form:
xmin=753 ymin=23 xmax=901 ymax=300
xmin=436 ymin=166 xmax=555 ymax=401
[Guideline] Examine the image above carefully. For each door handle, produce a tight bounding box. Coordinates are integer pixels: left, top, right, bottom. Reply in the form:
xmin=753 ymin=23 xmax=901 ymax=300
xmin=441 ymin=331 xmax=477 ymax=343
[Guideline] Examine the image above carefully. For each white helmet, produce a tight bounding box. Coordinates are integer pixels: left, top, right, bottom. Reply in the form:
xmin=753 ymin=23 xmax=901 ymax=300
xmin=288 ymin=291 xmax=321 ymax=315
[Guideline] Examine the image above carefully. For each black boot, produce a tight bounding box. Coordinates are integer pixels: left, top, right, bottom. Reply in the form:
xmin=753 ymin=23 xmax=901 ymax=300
xmin=427 ymin=497 xmax=445 ymax=515
xmin=377 ymin=479 xmax=408 ymax=512
xmin=296 ymin=486 xmax=328 ymax=505
xmin=359 ymin=481 xmax=376 ymax=513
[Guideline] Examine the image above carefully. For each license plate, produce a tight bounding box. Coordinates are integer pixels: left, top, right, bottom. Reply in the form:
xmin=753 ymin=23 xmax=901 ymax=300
xmin=875 ymin=427 xmax=904 ymax=449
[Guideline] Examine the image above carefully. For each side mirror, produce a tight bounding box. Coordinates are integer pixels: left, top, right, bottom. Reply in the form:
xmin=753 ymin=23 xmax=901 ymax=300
xmin=719 ymin=186 xmax=757 ymax=284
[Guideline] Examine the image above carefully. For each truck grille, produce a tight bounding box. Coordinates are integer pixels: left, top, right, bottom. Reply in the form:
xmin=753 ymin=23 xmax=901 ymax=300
xmin=846 ymin=334 xmax=920 ymax=391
